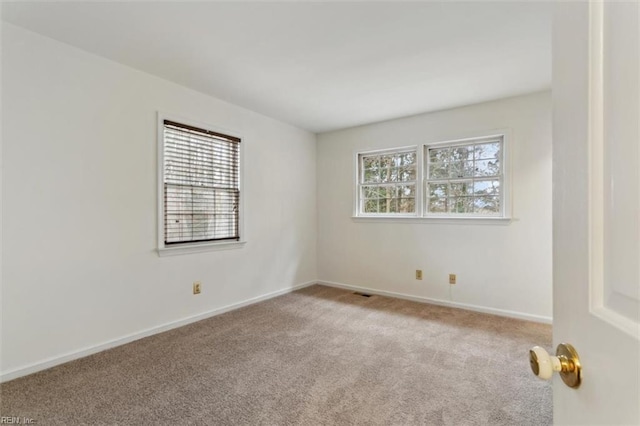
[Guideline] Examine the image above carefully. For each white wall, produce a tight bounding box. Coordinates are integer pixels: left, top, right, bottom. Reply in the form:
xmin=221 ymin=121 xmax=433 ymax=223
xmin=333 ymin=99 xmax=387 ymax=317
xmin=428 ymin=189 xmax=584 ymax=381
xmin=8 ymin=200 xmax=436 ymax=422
xmin=317 ymin=91 xmax=552 ymax=321
xmin=0 ymin=14 xmax=4 ymax=383
xmin=1 ymin=21 xmax=552 ymax=381
xmin=1 ymin=24 xmax=317 ymax=379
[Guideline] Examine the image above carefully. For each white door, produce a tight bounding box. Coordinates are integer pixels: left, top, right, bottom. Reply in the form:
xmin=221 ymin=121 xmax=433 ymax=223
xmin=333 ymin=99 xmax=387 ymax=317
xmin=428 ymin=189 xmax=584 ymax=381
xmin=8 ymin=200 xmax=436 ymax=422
xmin=552 ymin=1 xmax=640 ymax=424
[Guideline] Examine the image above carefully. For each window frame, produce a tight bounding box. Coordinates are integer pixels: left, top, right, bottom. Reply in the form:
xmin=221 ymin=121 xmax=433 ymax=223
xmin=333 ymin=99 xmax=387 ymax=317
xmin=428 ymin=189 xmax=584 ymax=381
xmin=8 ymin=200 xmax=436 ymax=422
xmin=157 ymin=112 xmax=245 ymax=256
xmin=353 ymin=131 xmax=511 ymax=222
xmin=424 ymin=135 xmax=506 ymax=218
xmin=354 ymin=145 xmax=421 ymax=218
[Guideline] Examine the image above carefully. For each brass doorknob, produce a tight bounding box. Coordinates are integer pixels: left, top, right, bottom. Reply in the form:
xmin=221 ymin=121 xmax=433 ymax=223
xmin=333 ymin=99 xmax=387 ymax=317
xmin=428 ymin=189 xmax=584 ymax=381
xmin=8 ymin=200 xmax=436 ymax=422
xmin=529 ymin=343 xmax=582 ymax=388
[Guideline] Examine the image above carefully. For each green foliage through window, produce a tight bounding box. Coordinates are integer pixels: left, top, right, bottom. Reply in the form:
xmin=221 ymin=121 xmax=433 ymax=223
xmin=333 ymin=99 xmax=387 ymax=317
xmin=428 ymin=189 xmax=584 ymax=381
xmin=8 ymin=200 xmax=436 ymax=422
xmin=359 ymin=150 xmax=417 ymax=214
xmin=356 ymin=137 xmax=504 ymax=218
xmin=426 ymin=140 xmax=502 ymax=216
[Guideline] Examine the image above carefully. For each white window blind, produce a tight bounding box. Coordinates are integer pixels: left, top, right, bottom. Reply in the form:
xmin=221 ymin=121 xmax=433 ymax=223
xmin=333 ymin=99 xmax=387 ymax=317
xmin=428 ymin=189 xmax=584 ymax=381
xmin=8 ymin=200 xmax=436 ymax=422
xmin=163 ymin=120 xmax=240 ymax=245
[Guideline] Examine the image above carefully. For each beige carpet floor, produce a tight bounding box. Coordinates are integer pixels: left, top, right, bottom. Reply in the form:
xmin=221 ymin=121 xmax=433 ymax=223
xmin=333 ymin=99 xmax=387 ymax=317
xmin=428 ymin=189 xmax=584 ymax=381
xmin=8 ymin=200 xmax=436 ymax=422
xmin=0 ymin=285 xmax=552 ymax=425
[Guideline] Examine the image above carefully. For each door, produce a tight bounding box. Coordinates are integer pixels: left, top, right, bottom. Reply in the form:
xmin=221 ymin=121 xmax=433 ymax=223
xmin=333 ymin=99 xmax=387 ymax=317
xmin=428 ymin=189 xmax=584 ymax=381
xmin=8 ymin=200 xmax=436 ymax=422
xmin=552 ymin=1 xmax=640 ymax=424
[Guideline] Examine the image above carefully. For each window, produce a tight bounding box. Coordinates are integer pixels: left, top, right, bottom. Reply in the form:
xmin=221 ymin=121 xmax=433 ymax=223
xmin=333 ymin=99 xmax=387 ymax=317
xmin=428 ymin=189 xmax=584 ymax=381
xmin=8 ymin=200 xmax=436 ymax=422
xmin=355 ymin=134 xmax=507 ymax=220
xmin=358 ymin=148 xmax=417 ymax=215
xmin=158 ymin=116 xmax=242 ymax=253
xmin=426 ymin=136 xmax=503 ymax=216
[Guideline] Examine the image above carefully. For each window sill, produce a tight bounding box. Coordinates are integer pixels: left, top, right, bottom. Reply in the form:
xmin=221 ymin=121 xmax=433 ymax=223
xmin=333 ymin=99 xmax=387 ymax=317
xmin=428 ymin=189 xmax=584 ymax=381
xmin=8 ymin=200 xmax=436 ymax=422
xmin=157 ymin=240 xmax=246 ymax=257
xmin=351 ymin=216 xmax=513 ymax=225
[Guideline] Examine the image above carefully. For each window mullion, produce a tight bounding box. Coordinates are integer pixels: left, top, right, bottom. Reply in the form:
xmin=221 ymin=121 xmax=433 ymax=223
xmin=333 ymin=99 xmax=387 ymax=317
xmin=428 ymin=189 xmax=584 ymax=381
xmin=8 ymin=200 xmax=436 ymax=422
xmin=416 ymin=144 xmax=424 ymax=216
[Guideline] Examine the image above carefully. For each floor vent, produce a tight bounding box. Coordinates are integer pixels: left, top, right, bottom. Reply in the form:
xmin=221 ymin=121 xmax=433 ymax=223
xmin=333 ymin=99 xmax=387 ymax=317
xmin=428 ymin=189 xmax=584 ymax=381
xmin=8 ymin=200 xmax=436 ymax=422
xmin=353 ymin=292 xmax=372 ymax=298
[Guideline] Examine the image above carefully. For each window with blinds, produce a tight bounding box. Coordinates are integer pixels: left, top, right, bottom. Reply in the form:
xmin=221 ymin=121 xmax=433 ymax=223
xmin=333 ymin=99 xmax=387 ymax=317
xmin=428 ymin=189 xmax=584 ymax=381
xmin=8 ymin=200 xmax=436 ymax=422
xmin=162 ymin=120 xmax=241 ymax=245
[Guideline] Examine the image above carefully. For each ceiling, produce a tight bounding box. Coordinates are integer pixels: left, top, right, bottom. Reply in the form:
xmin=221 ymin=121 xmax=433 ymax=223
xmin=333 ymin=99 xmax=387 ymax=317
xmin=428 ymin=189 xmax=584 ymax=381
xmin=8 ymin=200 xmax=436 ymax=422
xmin=2 ymin=2 xmax=552 ymax=133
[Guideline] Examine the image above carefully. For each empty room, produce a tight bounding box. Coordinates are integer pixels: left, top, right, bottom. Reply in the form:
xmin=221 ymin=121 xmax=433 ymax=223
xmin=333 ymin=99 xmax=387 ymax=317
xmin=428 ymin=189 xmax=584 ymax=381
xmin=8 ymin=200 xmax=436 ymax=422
xmin=1 ymin=2 xmax=638 ymax=425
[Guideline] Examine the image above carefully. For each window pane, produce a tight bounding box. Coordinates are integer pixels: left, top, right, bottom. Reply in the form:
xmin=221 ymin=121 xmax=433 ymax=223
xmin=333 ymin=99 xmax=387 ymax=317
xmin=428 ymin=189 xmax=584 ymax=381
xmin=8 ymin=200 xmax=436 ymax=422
xmin=385 ymin=198 xmax=399 ymax=213
xmin=399 ymin=198 xmax=415 ymax=213
xmin=379 ymin=199 xmax=390 ymax=213
xmin=380 ymin=155 xmax=394 ymax=169
xmin=429 ymin=147 xmax=449 ymax=164
xmin=361 ymin=185 xmax=416 ymax=214
xmin=450 ymin=182 xmax=474 ymax=196
xmin=474 ymin=196 xmax=501 ymax=215
xmin=428 ymin=183 xmax=448 ymax=198
xmin=363 ymin=167 xmax=380 ymax=183
xmin=375 ymin=187 xmax=385 ymax=199
xmin=389 ymin=167 xmax=401 ymax=182
xmin=163 ymin=121 xmax=240 ymax=245
xmin=401 ymin=152 xmax=416 ymax=166
xmin=428 ymin=197 xmax=447 ymax=213
xmin=214 ymin=190 xmax=238 ymax=214
xmin=382 ymin=154 xmax=417 ymax=182
xmin=379 ymin=167 xmax=390 ymax=182
xmin=400 ymin=185 xmax=415 ymax=197
xmin=448 ymin=161 xmax=475 ymax=178
xmin=452 ymin=146 xmax=474 ymax=161
xmin=391 ymin=166 xmax=416 ymax=182
xmin=473 ymin=180 xmax=500 ymax=196
xmin=474 ymin=142 xmax=501 ymax=160
xmin=448 ymin=196 xmax=473 ymax=214
xmin=423 ymin=136 xmax=504 ymax=217
xmin=192 ymin=188 xmax=215 ymax=213
xmin=378 ymin=166 xmax=392 ymax=183
xmin=364 ymin=199 xmax=379 ymax=213
xmin=429 ymin=162 xmax=448 ymax=179
xmin=448 ymin=161 xmax=464 ymax=178
xmin=363 ymin=156 xmax=379 ymax=169
xmin=398 ymin=166 xmax=416 ymax=182
xmin=192 ymin=214 xmax=212 ymax=239
xmin=165 ymin=214 xmax=193 ymax=243
xmin=362 ymin=186 xmax=380 ymax=199
xmin=464 ymin=161 xmax=477 ymax=177
xmin=165 ymin=185 xmax=192 ymax=214
xmin=474 ymin=159 xmax=500 ymax=177
xmin=359 ymin=150 xmax=417 ymax=215
xmin=384 ymin=186 xmax=397 ymax=199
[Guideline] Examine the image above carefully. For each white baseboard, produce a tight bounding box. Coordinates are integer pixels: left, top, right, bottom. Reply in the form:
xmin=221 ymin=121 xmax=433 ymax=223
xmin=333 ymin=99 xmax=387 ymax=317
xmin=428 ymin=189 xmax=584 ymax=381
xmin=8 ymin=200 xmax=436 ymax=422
xmin=0 ymin=281 xmax=316 ymax=383
xmin=317 ymin=280 xmax=553 ymax=324
xmin=1 ymin=279 xmax=550 ymax=382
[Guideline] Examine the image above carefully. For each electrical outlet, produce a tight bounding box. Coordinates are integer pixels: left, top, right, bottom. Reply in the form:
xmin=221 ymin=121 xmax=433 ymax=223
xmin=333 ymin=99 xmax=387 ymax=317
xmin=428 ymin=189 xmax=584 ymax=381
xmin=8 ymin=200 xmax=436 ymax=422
xmin=449 ymin=274 xmax=456 ymax=285
xmin=193 ymin=281 xmax=201 ymax=295
xmin=416 ymin=270 xmax=423 ymax=280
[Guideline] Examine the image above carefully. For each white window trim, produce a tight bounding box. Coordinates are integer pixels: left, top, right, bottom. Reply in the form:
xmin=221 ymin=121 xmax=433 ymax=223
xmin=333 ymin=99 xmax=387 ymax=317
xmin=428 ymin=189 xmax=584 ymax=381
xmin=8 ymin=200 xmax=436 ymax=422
xmin=352 ymin=130 xmax=512 ymax=223
xmin=351 ymin=216 xmax=512 ymax=225
xmin=157 ymin=112 xmax=246 ymax=257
